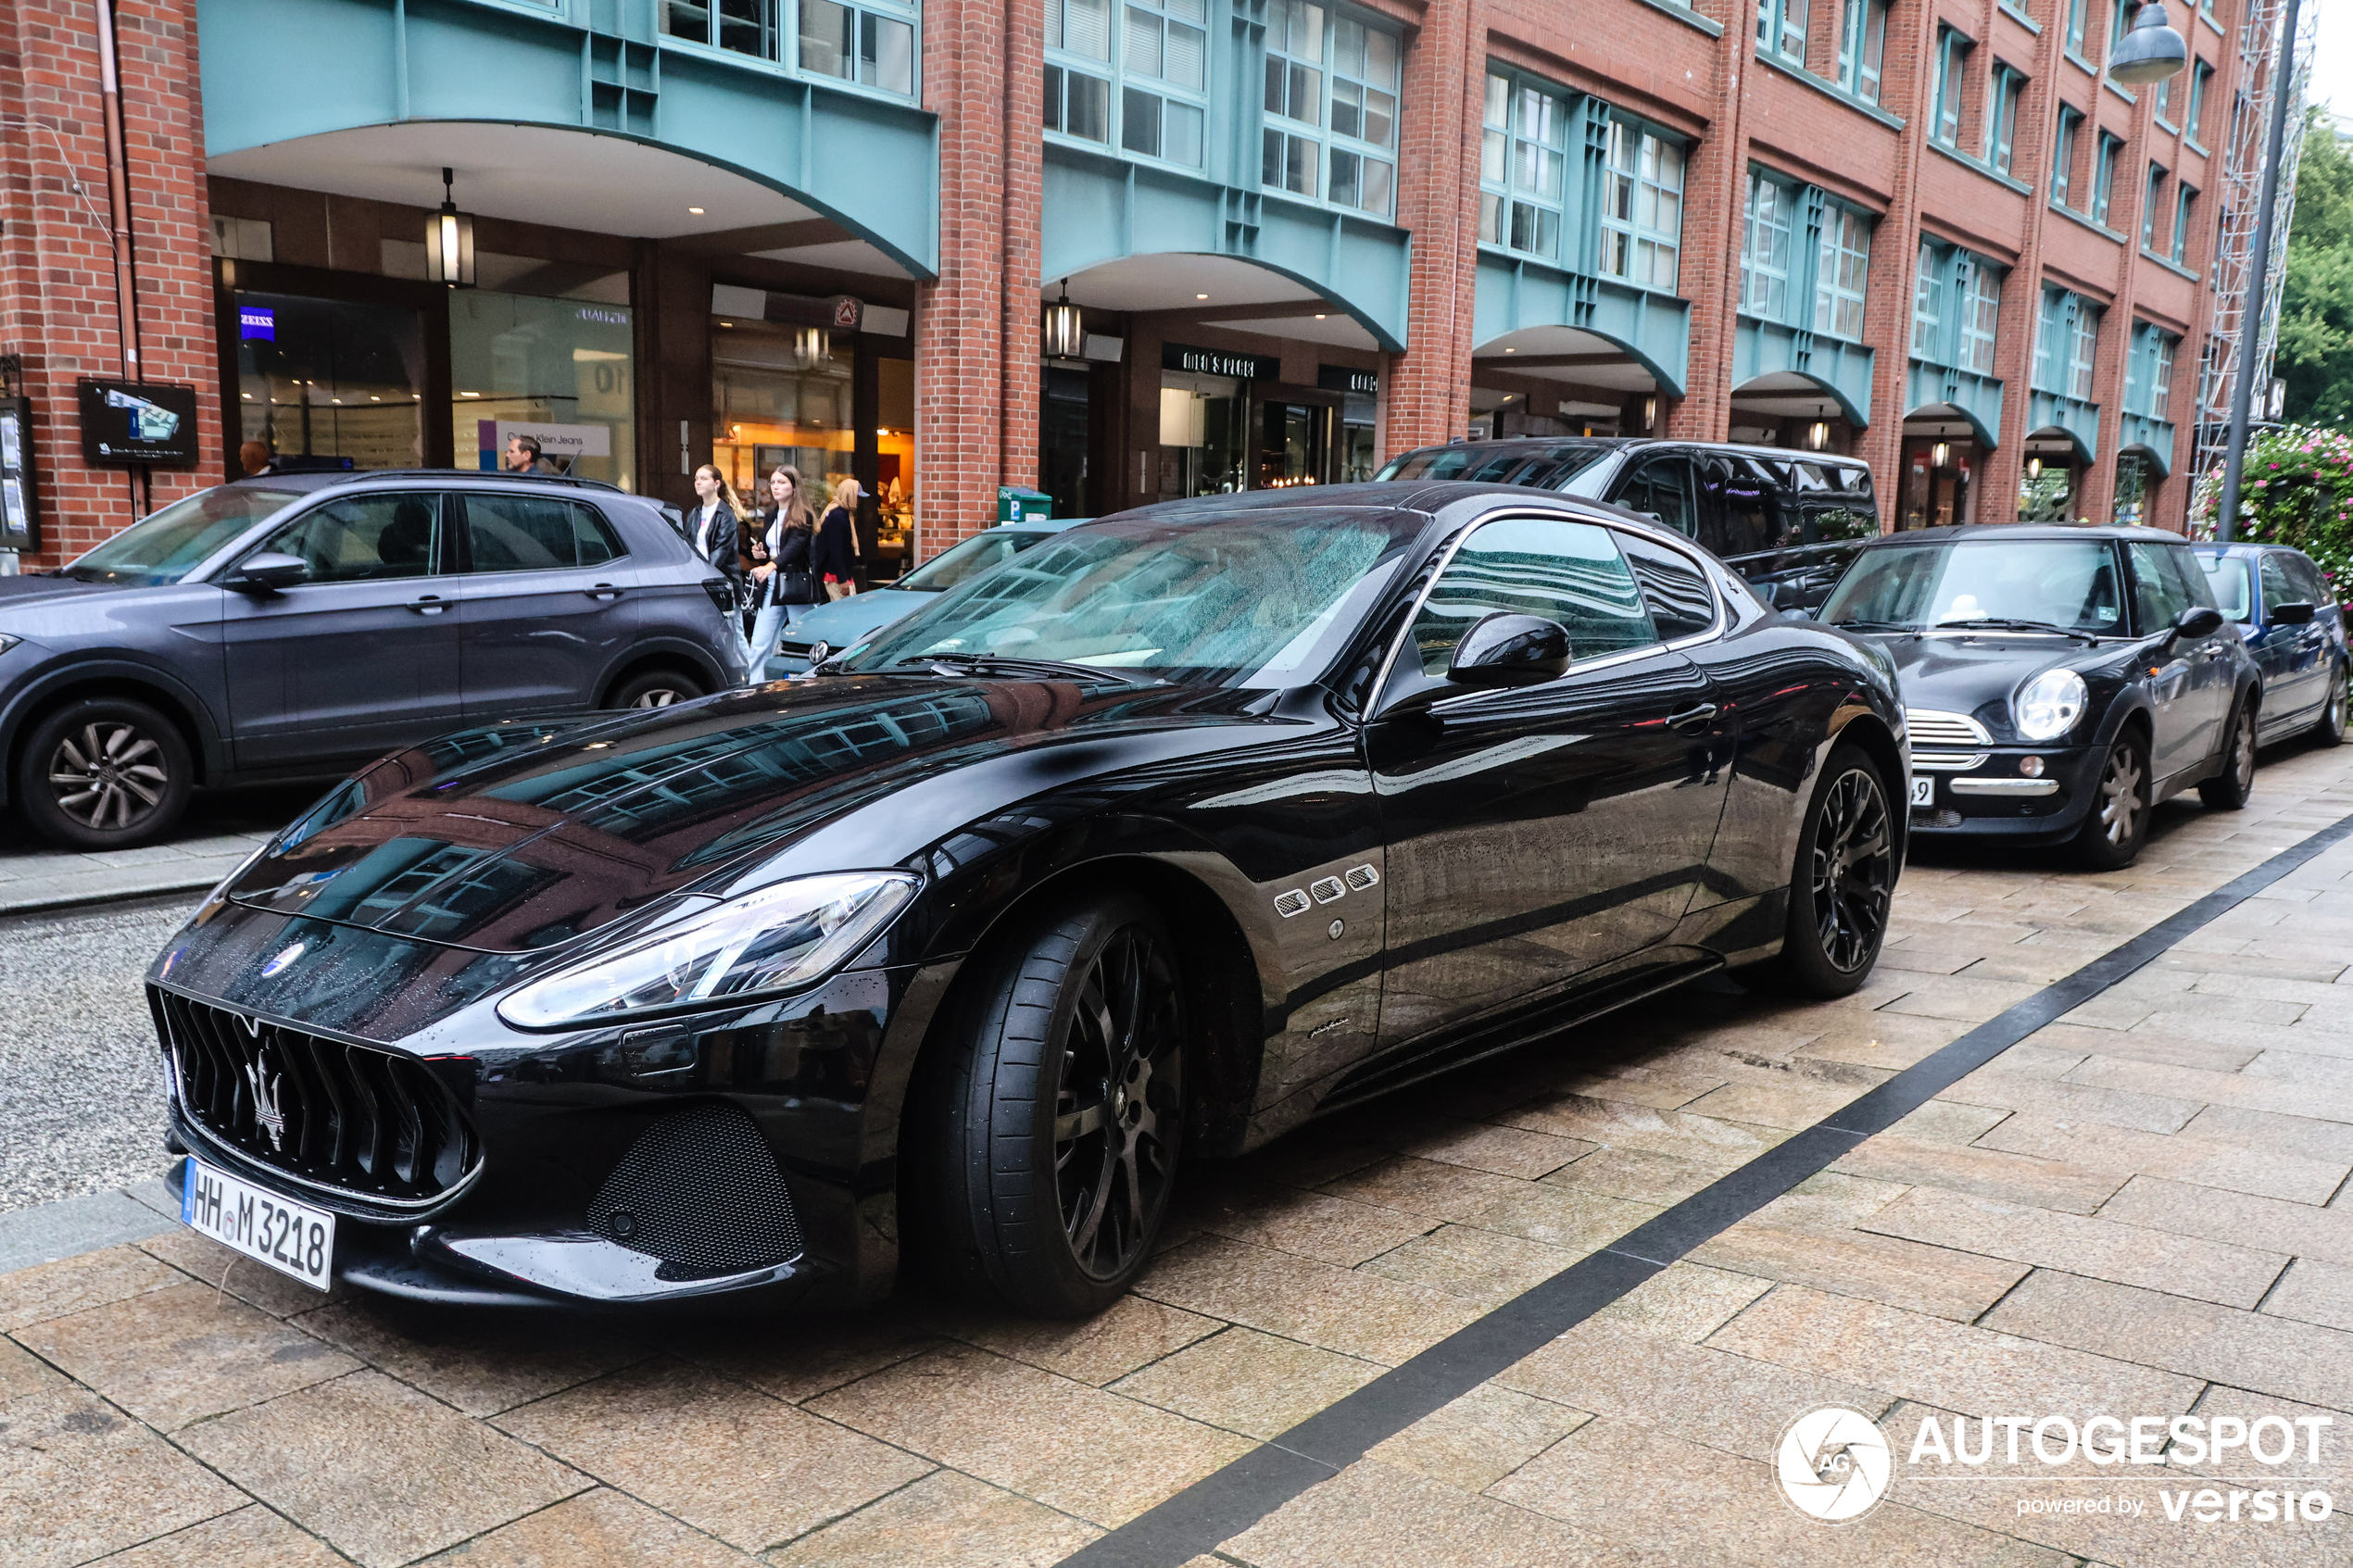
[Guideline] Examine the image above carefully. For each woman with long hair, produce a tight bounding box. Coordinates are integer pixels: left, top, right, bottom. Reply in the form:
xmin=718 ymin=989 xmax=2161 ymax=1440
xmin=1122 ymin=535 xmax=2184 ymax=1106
xmin=813 ymin=475 xmax=864 ymax=601
xmin=745 ymin=465 xmax=819 ymax=682
xmin=688 ymin=462 xmax=750 ymax=659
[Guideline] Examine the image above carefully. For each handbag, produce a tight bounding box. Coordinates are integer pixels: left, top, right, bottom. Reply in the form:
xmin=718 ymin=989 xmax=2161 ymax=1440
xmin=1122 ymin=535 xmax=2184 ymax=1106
xmin=777 ymin=567 xmax=816 ymax=604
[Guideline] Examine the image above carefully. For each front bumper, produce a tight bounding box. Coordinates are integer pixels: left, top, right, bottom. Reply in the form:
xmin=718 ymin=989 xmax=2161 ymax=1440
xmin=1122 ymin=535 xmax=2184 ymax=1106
xmin=1908 ymin=744 xmax=2098 ymax=844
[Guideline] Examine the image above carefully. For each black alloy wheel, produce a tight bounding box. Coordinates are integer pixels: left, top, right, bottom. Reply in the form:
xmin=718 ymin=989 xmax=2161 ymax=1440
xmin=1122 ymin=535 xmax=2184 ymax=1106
xmin=1740 ymin=743 xmax=1894 ymax=997
xmin=2072 ymin=732 xmax=2150 ymax=870
xmin=14 ymin=697 xmax=194 ymax=850
xmin=2315 ymin=664 xmax=2348 ymax=747
xmin=924 ymin=891 xmax=1188 ymax=1315
xmin=2198 ymin=701 xmax=2257 ymax=809
xmin=607 ymin=669 xmax=707 ymax=709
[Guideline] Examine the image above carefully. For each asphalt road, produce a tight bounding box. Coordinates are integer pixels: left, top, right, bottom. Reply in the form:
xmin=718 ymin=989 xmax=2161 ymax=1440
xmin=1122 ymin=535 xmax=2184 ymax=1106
xmin=0 ymin=894 xmax=195 ymax=1212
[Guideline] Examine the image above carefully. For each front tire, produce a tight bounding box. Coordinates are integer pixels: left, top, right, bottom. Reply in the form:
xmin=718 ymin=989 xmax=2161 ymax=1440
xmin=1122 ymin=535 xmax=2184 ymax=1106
xmin=2072 ymin=731 xmax=2151 ymax=870
xmin=2197 ymin=700 xmax=2257 ymax=810
xmin=1740 ymin=743 xmax=1895 ymax=998
xmin=923 ymin=892 xmax=1187 ymax=1316
xmin=2313 ymin=664 xmax=2347 ymax=747
xmin=14 ymin=698 xmax=194 ymax=850
xmin=606 ymin=669 xmax=707 ymax=709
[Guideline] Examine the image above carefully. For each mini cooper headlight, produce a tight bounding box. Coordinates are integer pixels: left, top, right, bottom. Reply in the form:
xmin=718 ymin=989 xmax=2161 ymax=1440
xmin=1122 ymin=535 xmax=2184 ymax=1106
xmin=2013 ymin=668 xmax=2088 ymax=743
xmin=497 ymin=871 xmax=918 ymax=1029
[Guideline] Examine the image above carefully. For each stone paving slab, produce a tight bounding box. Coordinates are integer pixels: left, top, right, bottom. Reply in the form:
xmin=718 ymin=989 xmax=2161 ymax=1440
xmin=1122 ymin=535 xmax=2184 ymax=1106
xmin=3 ymin=743 xmax=2352 ymax=1565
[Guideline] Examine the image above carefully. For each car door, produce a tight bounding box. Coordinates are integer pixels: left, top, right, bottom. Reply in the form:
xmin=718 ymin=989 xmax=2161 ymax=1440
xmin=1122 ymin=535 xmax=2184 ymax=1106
xmin=220 ymin=491 xmax=463 ymax=768
xmin=2125 ymin=540 xmax=2228 ymax=786
xmin=1609 ymin=453 xmax=1699 ymax=541
xmin=2258 ymin=550 xmax=2326 ymax=721
xmin=1370 ymin=512 xmax=1730 ymax=1052
xmin=455 ymin=493 xmax=640 ymax=718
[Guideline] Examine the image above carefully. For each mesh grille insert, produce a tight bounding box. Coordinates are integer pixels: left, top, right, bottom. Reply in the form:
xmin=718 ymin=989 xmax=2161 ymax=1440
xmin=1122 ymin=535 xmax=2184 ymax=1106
xmin=586 ymin=1103 xmax=805 ymax=1280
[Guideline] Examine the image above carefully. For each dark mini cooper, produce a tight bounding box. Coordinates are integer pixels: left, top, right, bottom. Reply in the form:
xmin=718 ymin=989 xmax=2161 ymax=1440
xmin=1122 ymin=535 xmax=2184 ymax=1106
xmin=1819 ymin=524 xmax=2260 ymax=869
xmin=149 ymin=483 xmax=1906 ymax=1318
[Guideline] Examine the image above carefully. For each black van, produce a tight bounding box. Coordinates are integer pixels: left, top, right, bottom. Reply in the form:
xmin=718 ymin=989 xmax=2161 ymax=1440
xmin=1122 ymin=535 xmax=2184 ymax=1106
xmin=1376 ymin=437 xmax=1880 ymax=609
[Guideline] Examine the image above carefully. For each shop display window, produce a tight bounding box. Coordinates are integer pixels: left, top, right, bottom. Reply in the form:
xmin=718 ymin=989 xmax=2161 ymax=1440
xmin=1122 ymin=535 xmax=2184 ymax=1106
xmin=712 ymin=320 xmax=856 ymax=524
xmin=448 ymin=292 xmax=635 ymax=488
xmin=234 ymin=293 xmax=424 ymax=470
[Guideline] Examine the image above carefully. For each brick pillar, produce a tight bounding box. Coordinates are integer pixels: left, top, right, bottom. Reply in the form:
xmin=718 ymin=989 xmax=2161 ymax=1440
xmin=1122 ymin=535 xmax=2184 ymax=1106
xmin=1384 ymin=0 xmax=1482 ymax=450
xmin=0 ymin=0 xmax=220 ymax=565
xmin=1667 ymin=0 xmax=1750 ymax=443
xmin=917 ymin=0 xmax=1030 ymax=550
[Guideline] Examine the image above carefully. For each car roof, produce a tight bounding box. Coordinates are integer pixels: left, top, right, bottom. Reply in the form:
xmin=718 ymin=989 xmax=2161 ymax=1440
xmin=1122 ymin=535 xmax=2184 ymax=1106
xmin=1863 ymin=522 xmax=2188 ymax=546
xmin=2191 ymin=540 xmax=2301 ymax=555
xmin=226 ymin=470 xmax=639 ymax=500
xmin=1390 ymin=436 xmax=1871 ymax=470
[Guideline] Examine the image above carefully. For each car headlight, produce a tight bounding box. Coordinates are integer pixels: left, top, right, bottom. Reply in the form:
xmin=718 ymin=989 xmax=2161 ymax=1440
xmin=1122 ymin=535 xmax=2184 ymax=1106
xmin=497 ymin=870 xmax=918 ymax=1029
xmin=2013 ymin=668 xmax=2088 ymax=742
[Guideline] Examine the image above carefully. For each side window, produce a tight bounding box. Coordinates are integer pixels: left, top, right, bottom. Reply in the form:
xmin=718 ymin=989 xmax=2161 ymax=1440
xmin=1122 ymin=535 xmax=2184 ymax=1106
xmin=2289 ymin=554 xmax=2334 ymax=605
xmin=2258 ymin=552 xmax=2299 ymax=611
xmin=1617 ymin=458 xmax=1694 ymax=536
xmin=1408 ymin=515 xmax=1658 ymax=677
xmin=2170 ymin=546 xmax=2218 ymax=611
xmin=257 ymin=494 xmax=442 ymax=583
xmin=464 ymin=495 xmax=616 ymax=572
xmin=1711 ymin=459 xmax=1778 ymax=556
xmin=2197 ymin=553 xmax=2252 ymax=621
xmin=1617 ymin=531 xmax=1718 ymax=640
xmin=2126 ymin=542 xmax=2192 ymax=632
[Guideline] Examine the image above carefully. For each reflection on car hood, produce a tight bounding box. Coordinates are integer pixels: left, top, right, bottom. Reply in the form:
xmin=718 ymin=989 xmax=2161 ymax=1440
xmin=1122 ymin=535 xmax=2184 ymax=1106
xmin=0 ymin=574 xmax=129 ymax=612
xmin=220 ymin=675 xmax=1238 ymax=953
xmin=1866 ymin=632 xmax=2120 ymax=718
xmin=780 ymin=588 xmax=928 ymax=648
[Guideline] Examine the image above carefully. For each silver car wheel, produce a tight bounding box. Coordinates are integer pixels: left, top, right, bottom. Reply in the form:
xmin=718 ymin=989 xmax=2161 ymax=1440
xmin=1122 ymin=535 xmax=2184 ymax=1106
xmin=630 ymin=687 xmax=687 ymax=709
xmin=48 ymin=722 xmax=170 ymax=831
xmin=2097 ymin=744 xmax=2144 ymax=847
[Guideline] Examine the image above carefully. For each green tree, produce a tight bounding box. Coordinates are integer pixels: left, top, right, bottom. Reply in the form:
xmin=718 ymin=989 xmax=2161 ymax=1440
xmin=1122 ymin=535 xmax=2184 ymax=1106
xmin=2280 ymin=114 xmax=2353 ymax=423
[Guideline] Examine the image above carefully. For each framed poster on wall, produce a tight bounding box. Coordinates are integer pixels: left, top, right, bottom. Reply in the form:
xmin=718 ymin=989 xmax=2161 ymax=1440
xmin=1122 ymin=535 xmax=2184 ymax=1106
xmin=0 ymin=395 xmax=37 ymax=551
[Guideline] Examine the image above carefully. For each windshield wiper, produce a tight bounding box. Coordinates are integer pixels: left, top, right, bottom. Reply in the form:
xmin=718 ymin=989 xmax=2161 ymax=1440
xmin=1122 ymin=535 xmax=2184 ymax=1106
xmin=1934 ymin=617 xmax=2100 ymax=643
xmin=902 ymin=653 xmax=1162 ymax=684
xmin=1828 ymin=619 xmax=1916 ymax=633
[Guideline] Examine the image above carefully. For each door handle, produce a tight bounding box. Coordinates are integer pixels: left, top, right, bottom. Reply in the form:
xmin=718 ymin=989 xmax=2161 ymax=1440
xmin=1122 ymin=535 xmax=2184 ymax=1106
xmin=587 ymin=583 xmax=623 ymax=601
xmin=409 ymin=596 xmax=447 ymax=616
xmin=1666 ymin=702 xmax=1718 ymax=733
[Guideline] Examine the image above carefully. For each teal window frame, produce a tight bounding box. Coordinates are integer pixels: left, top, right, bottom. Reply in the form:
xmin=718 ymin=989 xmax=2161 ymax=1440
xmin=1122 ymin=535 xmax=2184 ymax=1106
xmin=2125 ymin=320 xmax=2178 ymax=419
xmin=2143 ymin=161 xmax=2165 ymax=249
xmin=1757 ymin=0 xmax=1806 ymax=62
xmin=1046 ymin=0 xmax=1211 ymax=165
xmin=1957 ymin=254 xmax=2000 ymax=374
xmin=1932 ymin=27 xmax=1972 ymax=147
xmin=795 ymin=0 xmax=919 ymax=95
xmin=2065 ymin=0 xmax=2087 ymax=53
xmin=2092 ymin=132 xmax=2121 ymax=225
xmin=2172 ymin=182 xmax=2196 ymax=265
xmin=1480 ymin=71 xmax=1569 ymax=260
xmin=2069 ymin=296 xmax=2100 ymax=401
xmin=1261 ymin=0 xmax=1402 ymax=218
xmin=1986 ymin=64 xmax=2024 ymax=174
xmin=1597 ymin=114 xmax=1687 ymax=294
xmin=2034 ymin=287 xmax=2063 ymax=392
xmin=2187 ymin=59 xmax=2212 ymax=143
xmin=1813 ymin=200 xmax=1872 ymax=342
xmin=1741 ymin=169 xmax=1796 ymax=320
xmin=2052 ymin=106 xmax=2082 ymax=207
xmin=1912 ymin=239 xmax=2002 ymax=373
xmin=1911 ymin=240 xmax=1944 ymax=358
xmin=1836 ymin=0 xmax=1888 ymax=101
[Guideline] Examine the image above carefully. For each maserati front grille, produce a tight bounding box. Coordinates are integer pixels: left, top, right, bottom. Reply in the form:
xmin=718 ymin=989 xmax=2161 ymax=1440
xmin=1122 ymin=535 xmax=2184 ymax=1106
xmin=152 ymin=988 xmax=481 ymax=1210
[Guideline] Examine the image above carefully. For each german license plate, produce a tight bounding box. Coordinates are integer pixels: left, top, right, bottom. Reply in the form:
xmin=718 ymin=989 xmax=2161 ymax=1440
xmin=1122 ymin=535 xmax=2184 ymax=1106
xmin=1909 ymin=775 xmax=1934 ymax=807
xmin=180 ymin=1157 xmax=334 ymax=1291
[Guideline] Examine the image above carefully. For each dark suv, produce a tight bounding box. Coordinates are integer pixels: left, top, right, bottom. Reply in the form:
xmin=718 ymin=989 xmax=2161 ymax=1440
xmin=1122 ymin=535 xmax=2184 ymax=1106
xmin=0 ymin=470 xmax=747 ymax=849
xmin=1378 ymin=437 xmax=1880 ymax=608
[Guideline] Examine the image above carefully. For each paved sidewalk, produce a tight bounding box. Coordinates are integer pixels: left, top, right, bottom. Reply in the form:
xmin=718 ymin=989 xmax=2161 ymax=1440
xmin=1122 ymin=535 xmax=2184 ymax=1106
xmin=5 ymin=742 xmax=2352 ymax=1567
xmin=0 ymin=784 xmax=311 ymax=916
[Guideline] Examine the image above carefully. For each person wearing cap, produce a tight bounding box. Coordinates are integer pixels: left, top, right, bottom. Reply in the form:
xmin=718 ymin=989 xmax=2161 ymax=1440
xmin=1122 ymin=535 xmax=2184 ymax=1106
xmin=814 ymin=476 xmax=864 ymax=599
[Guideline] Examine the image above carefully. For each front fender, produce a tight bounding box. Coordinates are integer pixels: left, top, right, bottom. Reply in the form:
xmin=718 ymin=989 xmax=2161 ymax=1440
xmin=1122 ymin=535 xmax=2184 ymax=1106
xmin=0 ymin=652 xmax=233 ymax=804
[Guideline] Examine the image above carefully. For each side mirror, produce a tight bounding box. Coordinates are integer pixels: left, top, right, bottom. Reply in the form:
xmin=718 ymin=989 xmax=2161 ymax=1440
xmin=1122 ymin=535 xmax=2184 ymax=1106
xmin=2270 ymin=600 xmax=2318 ymax=626
xmin=221 ymin=552 xmax=309 ymax=594
xmin=1446 ymin=611 xmax=1570 ymax=688
xmin=2169 ymin=605 xmax=2225 ymax=643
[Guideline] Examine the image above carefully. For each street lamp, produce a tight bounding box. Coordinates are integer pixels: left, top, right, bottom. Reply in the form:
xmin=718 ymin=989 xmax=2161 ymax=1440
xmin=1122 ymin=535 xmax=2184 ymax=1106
xmin=2108 ymin=0 xmax=2189 ymax=85
xmin=1041 ymin=280 xmax=1086 ymax=359
xmin=2215 ymin=0 xmax=2302 ymax=543
xmin=424 ymin=168 xmax=474 ymax=288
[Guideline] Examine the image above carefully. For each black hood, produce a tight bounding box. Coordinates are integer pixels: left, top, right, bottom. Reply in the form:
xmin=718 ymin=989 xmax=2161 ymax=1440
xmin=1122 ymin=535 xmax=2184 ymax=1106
xmin=1866 ymin=631 xmax=2135 ymax=735
xmin=216 ymin=675 xmax=1254 ymax=953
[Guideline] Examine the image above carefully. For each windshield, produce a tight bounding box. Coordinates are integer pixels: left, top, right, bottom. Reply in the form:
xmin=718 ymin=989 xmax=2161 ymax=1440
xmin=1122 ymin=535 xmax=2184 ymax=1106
xmin=2196 ymin=552 xmax=2253 ymax=621
xmin=896 ymin=529 xmax=1051 ymax=593
xmin=1375 ymin=444 xmax=1614 ymax=489
xmin=1820 ymin=539 xmax=2126 ymax=635
xmin=839 ymin=509 xmax=1420 ymax=686
xmin=64 ymin=486 xmax=301 ymax=586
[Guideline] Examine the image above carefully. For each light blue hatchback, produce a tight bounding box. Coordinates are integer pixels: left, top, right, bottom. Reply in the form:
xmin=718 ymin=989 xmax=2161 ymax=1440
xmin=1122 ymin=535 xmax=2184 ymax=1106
xmin=762 ymin=518 xmax=1087 ymax=677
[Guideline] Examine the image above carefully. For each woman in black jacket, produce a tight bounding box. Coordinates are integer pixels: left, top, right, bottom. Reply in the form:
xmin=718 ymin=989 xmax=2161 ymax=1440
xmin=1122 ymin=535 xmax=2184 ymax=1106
xmin=813 ymin=477 xmax=863 ymax=600
xmin=745 ymin=465 xmax=818 ymax=681
xmin=687 ymin=463 xmax=750 ymax=663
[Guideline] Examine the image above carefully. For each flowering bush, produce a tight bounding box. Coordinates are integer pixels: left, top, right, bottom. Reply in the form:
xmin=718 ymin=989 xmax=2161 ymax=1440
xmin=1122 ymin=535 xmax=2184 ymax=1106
xmin=2197 ymin=424 xmax=2353 ymax=593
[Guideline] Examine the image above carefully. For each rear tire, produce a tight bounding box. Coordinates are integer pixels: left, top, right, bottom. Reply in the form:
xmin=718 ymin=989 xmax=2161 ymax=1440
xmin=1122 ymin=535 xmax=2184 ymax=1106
xmin=921 ymin=891 xmax=1187 ymax=1317
xmin=2313 ymin=663 xmax=2347 ymax=747
xmin=14 ymin=698 xmax=194 ymax=850
xmin=606 ymin=669 xmax=706 ymax=709
xmin=2072 ymin=731 xmax=2151 ymax=870
xmin=1739 ymin=743 xmax=1895 ymax=998
xmin=2197 ymin=700 xmax=2257 ymax=810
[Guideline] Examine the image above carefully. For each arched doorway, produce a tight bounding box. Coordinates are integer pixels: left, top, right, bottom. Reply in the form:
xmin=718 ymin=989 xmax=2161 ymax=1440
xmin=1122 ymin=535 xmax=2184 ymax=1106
xmin=1729 ymin=371 xmax=1868 ymax=455
xmin=2019 ymin=427 xmax=2094 ymax=521
xmin=1897 ymin=401 xmax=1997 ymax=530
xmin=1469 ymin=325 xmax=1680 ymax=441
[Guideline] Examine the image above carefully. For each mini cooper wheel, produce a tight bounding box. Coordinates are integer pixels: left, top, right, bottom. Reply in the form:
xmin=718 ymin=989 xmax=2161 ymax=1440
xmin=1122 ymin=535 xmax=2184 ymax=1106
xmin=2197 ymin=700 xmax=2258 ymax=810
xmin=607 ymin=669 xmax=706 ymax=709
xmin=14 ymin=698 xmax=193 ymax=850
xmin=1740 ymin=743 xmax=1895 ymax=998
xmin=2072 ymin=732 xmax=2151 ymax=870
xmin=926 ymin=892 xmax=1187 ymax=1316
xmin=2314 ymin=664 xmax=2348 ymax=748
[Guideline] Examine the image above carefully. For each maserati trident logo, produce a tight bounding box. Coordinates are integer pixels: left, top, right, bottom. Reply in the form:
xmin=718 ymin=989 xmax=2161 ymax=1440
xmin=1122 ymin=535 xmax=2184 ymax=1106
xmin=245 ymin=1048 xmax=288 ymax=1151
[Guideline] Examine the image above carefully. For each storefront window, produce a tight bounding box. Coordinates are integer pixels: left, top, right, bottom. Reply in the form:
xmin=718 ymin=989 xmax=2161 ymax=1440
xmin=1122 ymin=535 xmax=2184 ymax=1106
xmin=1156 ymin=372 xmax=1247 ymax=497
xmin=448 ymin=292 xmax=635 ymax=488
xmin=876 ymin=353 xmax=915 ymax=571
xmin=711 ymin=320 xmax=855 ymax=523
xmin=234 ymin=293 xmax=424 ymax=470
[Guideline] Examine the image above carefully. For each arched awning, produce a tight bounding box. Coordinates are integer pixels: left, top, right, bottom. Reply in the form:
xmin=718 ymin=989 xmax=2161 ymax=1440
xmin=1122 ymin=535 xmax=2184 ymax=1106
xmin=1905 ymin=400 xmax=1998 ymax=448
xmin=1471 ymin=324 xmax=1680 ymax=404
xmin=1732 ymin=370 xmax=1868 ymax=430
xmin=1044 ymin=254 xmax=1390 ymax=353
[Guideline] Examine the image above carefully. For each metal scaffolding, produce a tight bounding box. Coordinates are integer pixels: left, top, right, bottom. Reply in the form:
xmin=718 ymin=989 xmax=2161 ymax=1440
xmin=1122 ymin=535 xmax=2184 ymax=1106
xmin=2188 ymin=0 xmax=2319 ymax=531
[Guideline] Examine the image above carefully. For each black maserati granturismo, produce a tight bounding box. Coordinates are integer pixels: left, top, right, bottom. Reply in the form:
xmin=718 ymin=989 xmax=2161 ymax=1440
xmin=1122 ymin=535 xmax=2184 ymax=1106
xmin=147 ymin=483 xmax=1906 ymax=1317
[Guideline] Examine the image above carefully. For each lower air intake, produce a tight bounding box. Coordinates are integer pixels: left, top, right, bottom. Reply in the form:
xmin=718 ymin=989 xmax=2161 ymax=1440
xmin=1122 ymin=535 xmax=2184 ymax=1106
xmin=586 ymin=1103 xmax=804 ymax=1281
